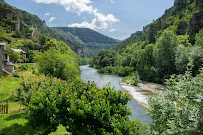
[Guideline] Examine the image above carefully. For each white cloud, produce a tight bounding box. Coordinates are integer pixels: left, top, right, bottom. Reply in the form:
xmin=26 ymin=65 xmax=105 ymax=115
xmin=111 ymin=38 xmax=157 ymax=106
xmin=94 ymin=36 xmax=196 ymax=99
xmin=109 ymin=29 xmax=118 ymax=32
xmin=68 ymin=21 xmax=94 ymax=29
xmin=34 ymin=0 xmax=93 ymax=15
xmin=34 ymin=0 xmax=119 ymax=29
xmin=68 ymin=13 xmax=119 ymax=30
xmin=48 ymin=17 xmax=56 ymax=22
xmin=44 ymin=12 xmax=50 ymax=16
xmin=110 ymin=0 xmax=115 ymax=3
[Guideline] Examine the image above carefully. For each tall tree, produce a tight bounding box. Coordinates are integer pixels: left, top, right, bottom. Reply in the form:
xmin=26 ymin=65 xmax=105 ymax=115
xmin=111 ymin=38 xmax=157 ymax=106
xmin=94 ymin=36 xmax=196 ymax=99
xmin=153 ymin=30 xmax=178 ymax=78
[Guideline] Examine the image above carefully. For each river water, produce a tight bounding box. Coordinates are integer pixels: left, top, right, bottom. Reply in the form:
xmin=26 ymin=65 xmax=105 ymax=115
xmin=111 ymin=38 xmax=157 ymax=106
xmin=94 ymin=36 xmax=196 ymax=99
xmin=80 ymin=65 xmax=151 ymax=124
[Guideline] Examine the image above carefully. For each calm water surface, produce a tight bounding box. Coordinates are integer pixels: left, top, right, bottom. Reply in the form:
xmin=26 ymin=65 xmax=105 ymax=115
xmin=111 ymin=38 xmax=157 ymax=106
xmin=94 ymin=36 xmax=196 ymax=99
xmin=80 ymin=65 xmax=151 ymax=124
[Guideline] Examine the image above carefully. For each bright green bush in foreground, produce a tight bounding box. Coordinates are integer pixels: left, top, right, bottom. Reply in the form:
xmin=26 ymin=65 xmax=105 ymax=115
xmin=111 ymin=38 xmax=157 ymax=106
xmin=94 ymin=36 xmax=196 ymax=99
xmin=148 ymin=63 xmax=203 ymax=134
xmin=17 ymin=74 xmax=144 ymax=134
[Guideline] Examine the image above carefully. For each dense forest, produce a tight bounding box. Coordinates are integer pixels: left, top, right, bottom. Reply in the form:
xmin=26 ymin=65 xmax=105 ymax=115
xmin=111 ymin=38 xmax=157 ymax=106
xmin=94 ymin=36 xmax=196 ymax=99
xmin=51 ymin=27 xmax=120 ymax=56
xmin=90 ymin=0 xmax=203 ymax=83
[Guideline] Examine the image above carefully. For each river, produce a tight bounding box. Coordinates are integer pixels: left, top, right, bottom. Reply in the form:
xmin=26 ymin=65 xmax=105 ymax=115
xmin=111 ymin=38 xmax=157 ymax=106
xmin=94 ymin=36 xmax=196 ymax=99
xmin=80 ymin=65 xmax=151 ymax=124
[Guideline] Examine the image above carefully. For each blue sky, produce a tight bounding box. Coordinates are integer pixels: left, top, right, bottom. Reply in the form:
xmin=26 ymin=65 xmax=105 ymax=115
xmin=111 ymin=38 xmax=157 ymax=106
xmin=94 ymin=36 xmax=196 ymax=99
xmin=6 ymin=0 xmax=174 ymax=40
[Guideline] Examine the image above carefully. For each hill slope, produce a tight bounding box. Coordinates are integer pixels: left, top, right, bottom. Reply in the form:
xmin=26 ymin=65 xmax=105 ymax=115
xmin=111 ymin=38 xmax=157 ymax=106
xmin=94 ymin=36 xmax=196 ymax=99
xmin=90 ymin=0 xmax=203 ymax=83
xmin=117 ymin=0 xmax=203 ymax=50
xmin=0 ymin=0 xmax=81 ymax=54
xmin=51 ymin=27 xmax=120 ymax=56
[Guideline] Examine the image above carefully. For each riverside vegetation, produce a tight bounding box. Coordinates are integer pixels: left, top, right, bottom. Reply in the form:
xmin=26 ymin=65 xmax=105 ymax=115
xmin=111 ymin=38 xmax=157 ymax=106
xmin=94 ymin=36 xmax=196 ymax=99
xmin=0 ymin=0 xmax=203 ymax=134
xmin=90 ymin=0 xmax=203 ymax=84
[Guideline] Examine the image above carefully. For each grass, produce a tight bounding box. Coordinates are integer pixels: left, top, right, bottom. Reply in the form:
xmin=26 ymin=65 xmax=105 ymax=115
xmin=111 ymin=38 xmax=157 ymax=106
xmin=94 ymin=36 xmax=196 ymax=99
xmin=0 ymin=73 xmax=70 ymax=135
xmin=0 ymin=75 xmax=20 ymax=102
xmin=0 ymin=113 xmax=70 ymax=135
xmin=0 ymin=112 xmax=44 ymax=135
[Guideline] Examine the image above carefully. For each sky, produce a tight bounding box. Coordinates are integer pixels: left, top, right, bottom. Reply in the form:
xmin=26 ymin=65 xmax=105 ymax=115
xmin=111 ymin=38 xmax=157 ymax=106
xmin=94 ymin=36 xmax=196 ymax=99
xmin=5 ymin=0 xmax=174 ymax=40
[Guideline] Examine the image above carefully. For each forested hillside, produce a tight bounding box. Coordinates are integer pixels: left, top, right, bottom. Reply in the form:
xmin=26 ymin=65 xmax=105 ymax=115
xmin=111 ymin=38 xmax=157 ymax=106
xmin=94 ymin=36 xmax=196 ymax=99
xmin=0 ymin=0 xmax=82 ymax=61
xmin=90 ymin=0 xmax=203 ymax=83
xmin=51 ymin=27 xmax=120 ymax=56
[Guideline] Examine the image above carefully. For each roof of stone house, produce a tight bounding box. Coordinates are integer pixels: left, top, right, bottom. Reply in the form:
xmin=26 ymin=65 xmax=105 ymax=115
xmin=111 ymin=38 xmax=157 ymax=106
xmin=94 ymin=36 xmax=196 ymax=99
xmin=0 ymin=43 xmax=6 ymax=46
xmin=0 ymin=43 xmax=6 ymax=50
xmin=11 ymin=48 xmax=26 ymax=53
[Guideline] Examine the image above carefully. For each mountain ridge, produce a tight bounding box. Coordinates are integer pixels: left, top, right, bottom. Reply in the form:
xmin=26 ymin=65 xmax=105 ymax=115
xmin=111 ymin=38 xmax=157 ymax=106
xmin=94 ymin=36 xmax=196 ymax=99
xmin=51 ymin=27 xmax=120 ymax=56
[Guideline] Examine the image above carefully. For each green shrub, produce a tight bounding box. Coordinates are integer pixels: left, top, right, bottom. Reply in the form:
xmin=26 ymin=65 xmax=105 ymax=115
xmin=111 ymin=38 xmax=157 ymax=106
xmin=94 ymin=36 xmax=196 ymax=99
xmin=148 ymin=62 xmax=203 ymax=134
xmin=17 ymin=75 xmax=144 ymax=134
xmin=122 ymin=71 xmax=141 ymax=86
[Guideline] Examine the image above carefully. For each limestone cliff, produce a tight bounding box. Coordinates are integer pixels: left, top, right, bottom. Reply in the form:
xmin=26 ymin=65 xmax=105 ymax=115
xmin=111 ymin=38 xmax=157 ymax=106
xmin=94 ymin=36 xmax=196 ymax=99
xmin=174 ymin=0 xmax=183 ymax=5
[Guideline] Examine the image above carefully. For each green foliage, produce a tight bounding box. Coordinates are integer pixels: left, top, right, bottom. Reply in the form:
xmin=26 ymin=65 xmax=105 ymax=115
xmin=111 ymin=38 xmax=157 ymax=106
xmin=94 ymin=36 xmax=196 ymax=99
xmin=0 ymin=18 xmax=16 ymax=32
xmin=90 ymin=49 xmax=117 ymax=68
xmin=97 ymin=65 xmax=114 ymax=74
xmin=35 ymin=49 xmax=79 ymax=80
xmin=153 ymin=30 xmax=178 ymax=77
xmin=148 ymin=62 xmax=203 ymax=134
xmin=175 ymin=44 xmax=190 ymax=73
xmin=177 ymin=34 xmax=191 ymax=47
xmin=79 ymin=57 xmax=89 ymax=65
xmin=12 ymin=30 xmax=21 ymax=38
xmin=51 ymin=27 xmax=119 ymax=56
xmin=35 ymin=40 xmax=79 ymax=80
xmin=17 ymin=74 xmax=144 ymax=134
xmin=195 ymin=28 xmax=203 ymax=47
xmin=11 ymin=51 xmax=20 ymax=63
xmin=42 ymin=39 xmax=59 ymax=52
xmin=122 ymin=71 xmax=141 ymax=86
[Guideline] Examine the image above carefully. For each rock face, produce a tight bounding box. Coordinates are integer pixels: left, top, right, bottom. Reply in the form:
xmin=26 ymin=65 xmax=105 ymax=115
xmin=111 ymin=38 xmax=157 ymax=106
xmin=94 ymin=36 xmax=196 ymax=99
xmin=196 ymin=0 xmax=203 ymax=9
xmin=0 ymin=0 xmax=5 ymax=3
xmin=0 ymin=9 xmax=18 ymax=21
xmin=174 ymin=0 xmax=183 ymax=5
xmin=188 ymin=11 xmax=203 ymax=35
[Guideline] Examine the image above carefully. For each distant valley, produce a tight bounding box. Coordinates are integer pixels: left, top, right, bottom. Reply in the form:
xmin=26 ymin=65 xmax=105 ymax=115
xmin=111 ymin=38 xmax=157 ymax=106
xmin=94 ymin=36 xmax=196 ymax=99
xmin=51 ymin=27 xmax=120 ymax=56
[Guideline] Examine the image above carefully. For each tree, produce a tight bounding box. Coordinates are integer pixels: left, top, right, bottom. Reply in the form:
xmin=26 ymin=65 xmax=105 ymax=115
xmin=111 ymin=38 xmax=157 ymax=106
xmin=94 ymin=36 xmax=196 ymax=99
xmin=19 ymin=75 xmax=144 ymax=134
xmin=195 ymin=28 xmax=203 ymax=47
xmin=11 ymin=51 xmax=20 ymax=63
xmin=42 ymin=39 xmax=59 ymax=52
xmin=153 ymin=30 xmax=178 ymax=78
xmin=148 ymin=62 xmax=203 ymax=134
xmin=35 ymin=49 xmax=79 ymax=80
xmin=175 ymin=44 xmax=190 ymax=73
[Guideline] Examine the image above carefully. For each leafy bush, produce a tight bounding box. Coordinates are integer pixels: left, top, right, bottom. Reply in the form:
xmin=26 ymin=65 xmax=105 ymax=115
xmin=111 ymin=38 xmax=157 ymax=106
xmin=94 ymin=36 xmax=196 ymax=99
xmin=148 ymin=62 xmax=203 ymax=134
xmin=97 ymin=66 xmax=114 ymax=74
xmin=17 ymin=75 xmax=144 ymax=134
xmin=35 ymin=40 xmax=79 ymax=80
xmin=122 ymin=71 xmax=141 ymax=86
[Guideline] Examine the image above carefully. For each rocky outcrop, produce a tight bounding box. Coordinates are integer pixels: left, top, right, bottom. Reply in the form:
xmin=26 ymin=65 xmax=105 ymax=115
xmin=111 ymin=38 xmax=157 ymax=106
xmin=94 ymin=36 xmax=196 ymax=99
xmin=188 ymin=11 xmax=203 ymax=35
xmin=148 ymin=20 xmax=162 ymax=43
xmin=196 ymin=0 xmax=203 ymax=9
xmin=174 ymin=0 xmax=183 ymax=5
xmin=177 ymin=20 xmax=187 ymax=35
xmin=75 ymin=46 xmax=86 ymax=57
xmin=0 ymin=8 xmax=18 ymax=21
xmin=0 ymin=0 xmax=5 ymax=3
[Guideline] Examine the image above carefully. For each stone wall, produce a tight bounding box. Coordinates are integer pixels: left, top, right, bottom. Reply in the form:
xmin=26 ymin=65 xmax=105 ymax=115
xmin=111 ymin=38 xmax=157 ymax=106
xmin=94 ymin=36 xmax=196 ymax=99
xmin=5 ymin=64 xmax=14 ymax=74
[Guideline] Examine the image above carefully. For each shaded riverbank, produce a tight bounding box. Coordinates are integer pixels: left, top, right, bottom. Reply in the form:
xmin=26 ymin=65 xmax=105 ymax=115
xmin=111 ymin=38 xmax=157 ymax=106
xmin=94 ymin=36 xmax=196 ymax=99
xmin=120 ymin=80 xmax=167 ymax=109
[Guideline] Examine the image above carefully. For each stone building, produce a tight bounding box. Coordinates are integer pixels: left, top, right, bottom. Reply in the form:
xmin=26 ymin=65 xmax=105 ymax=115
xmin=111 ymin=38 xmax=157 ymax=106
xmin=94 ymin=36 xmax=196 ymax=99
xmin=11 ymin=48 xmax=27 ymax=63
xmin=0 ymin=43 xmax=14 ymax=75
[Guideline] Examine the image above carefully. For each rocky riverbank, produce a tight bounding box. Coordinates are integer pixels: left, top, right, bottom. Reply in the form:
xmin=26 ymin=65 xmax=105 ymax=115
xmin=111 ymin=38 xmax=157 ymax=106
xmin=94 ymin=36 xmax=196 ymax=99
xmin=119 ymin=80 xmax=167 ymax=109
